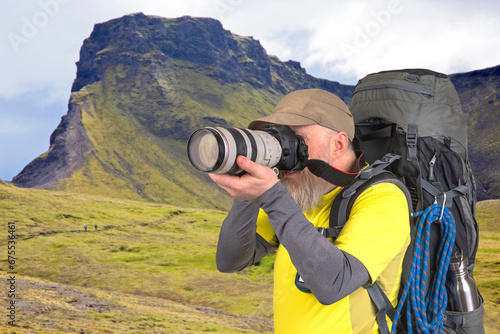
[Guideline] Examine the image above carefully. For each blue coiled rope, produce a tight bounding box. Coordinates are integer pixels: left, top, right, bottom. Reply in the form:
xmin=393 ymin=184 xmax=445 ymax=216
xmin=391 ymin=203 xmax=456 ymax=334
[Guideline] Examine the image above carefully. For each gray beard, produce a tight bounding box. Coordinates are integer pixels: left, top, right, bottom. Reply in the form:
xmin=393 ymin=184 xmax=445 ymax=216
xmin=281 ymin=168 xmax=334 ymax=212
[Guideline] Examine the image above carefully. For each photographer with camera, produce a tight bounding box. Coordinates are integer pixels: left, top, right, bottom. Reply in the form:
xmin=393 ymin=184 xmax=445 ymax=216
xmin=203 ymin=89 xmax=410 ymax=333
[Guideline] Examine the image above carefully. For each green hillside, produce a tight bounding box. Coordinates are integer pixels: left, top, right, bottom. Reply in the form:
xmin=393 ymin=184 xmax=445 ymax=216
xmin=450 ymin=66 xmax=500 ymax=200
xmin=0 ymin=181 xmax=274 ymax=332
xmin=0 ymin=275 xmax=273 ymax=334
xmin=474 ymin=199 xmax=500 ymax=333
xmin=1 ymin=181 xmax=499 ymax=333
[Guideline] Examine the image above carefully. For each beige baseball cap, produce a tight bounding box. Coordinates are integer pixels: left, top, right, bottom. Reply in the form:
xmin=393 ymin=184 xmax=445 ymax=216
xmin=248 ymin=88 xmax=354 ymax=140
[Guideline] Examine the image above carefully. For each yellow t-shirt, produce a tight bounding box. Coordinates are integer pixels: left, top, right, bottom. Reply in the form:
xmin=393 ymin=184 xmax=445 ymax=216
xmin=256 ymin=182 xmax=410 ymax=334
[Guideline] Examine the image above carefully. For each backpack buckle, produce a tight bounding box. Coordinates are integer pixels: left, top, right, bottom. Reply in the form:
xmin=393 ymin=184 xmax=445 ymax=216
xmin=382 ymin=153 xmax=400 ymax=164
xmin=406 ymin=124 xmax=417 ymax=148
xmin=317 ymin=226 xmax=341 ymax=241
xmin=406 ymin=124 xmax=418 ymax=161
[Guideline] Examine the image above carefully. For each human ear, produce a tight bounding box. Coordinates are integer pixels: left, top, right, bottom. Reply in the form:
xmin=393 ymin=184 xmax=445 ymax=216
xmin=330 ymin=131 xmax=349 ymax=158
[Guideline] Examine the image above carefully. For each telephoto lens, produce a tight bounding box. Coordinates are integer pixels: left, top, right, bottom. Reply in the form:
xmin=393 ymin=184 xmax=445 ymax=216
xmin=187 ymin=124 xmax=308 ymax=175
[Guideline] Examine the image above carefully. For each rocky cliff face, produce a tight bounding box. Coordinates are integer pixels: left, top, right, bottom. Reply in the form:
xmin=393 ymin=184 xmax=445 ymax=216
xmin=71 ymin=14 xmax=351 ymax=97
xmin=12 ymin=98 xmax=89 ymax=189
xmin=11 ymin=13 xmax=500 ymax=204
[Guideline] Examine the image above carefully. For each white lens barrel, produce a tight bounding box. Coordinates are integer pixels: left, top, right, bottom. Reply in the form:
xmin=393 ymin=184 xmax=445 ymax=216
xmin=253 ymin=130 xmax=281 ymax=169
xmin=187 ymin=127 xmax=283 ymax=174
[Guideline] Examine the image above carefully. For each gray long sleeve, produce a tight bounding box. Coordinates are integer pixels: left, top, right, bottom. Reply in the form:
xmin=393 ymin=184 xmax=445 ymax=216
xmin=216 ymin=199 xmax=276 ymax=273
xmin=216 ymin=182 xmax=370 ymax=305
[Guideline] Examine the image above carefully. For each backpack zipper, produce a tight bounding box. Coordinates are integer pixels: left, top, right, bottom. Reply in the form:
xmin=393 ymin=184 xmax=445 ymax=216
xmin=429 ymin=152 xmax=437 ymax=181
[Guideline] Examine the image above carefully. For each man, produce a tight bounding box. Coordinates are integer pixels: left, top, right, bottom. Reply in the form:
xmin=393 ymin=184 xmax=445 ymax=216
xmin=210 ymin=89 xmax=410 ymax=333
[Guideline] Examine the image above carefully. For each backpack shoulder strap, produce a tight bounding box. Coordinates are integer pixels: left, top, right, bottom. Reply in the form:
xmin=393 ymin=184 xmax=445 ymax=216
xmin=322 ymin=153 xmax=414 ymax=334
xmin=322 ymin=153 xmax=406 ymax=240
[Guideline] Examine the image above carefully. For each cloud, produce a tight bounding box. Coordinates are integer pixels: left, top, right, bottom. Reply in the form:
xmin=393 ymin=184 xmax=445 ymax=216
xmin=218 ymin=0 xmax=500 ymax=83
xmin=301 ymin=0 xmax=500 ymax=82
xmin=0 ymin=89 xmax=66 ymax=181
xmin=1 ymin=1 xmax=85 ymax=100
xmin=2 ymin=0 xmax=499 ymax=99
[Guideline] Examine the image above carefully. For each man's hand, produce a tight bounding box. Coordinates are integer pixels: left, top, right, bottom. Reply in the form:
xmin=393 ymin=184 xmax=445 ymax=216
xmin=209 ymin=156 xmax=279 ymax=201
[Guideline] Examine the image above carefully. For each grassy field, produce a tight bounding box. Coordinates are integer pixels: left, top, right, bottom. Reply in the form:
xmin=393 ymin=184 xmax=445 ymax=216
xmin=0 ymin=181 xmax=498 ymax=333
xmin=0 ymin=181 xmax=274 ymax=333
xmin=474 ymin=199 xmax=500 ymax=333
xmin=0 ymin=276 xmax=273 ymax=334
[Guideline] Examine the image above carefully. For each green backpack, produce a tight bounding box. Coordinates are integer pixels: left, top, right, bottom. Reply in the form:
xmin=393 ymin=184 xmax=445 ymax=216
xmin=326 ymin=69 xmax=484 ymax=333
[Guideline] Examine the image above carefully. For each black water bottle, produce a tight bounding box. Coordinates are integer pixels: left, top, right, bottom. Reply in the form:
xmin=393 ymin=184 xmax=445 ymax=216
xmin=448 ymin=250 xmax=480 ymax=312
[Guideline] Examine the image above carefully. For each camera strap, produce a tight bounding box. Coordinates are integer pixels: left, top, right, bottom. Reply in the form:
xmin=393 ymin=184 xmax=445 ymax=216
xmin=306 ymin=151 xmax=365 ymax=186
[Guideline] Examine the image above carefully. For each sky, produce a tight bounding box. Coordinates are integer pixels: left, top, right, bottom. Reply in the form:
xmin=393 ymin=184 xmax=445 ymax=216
xmin=1 ymin=0 xmax=499 ymax=181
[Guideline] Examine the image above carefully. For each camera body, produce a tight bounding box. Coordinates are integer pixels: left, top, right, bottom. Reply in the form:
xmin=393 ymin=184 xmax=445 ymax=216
xmin=187 ymin=124 xmax=309 ymax=175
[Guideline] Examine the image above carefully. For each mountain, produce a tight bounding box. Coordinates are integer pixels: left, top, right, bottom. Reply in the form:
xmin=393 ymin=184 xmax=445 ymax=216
xmin=11 ymin=13 xmax=353 ymax=209
xmin=450 ymin=66 xmax=500 ymax=200
xmin=12 ymin=13 xmax=499 ymax=206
